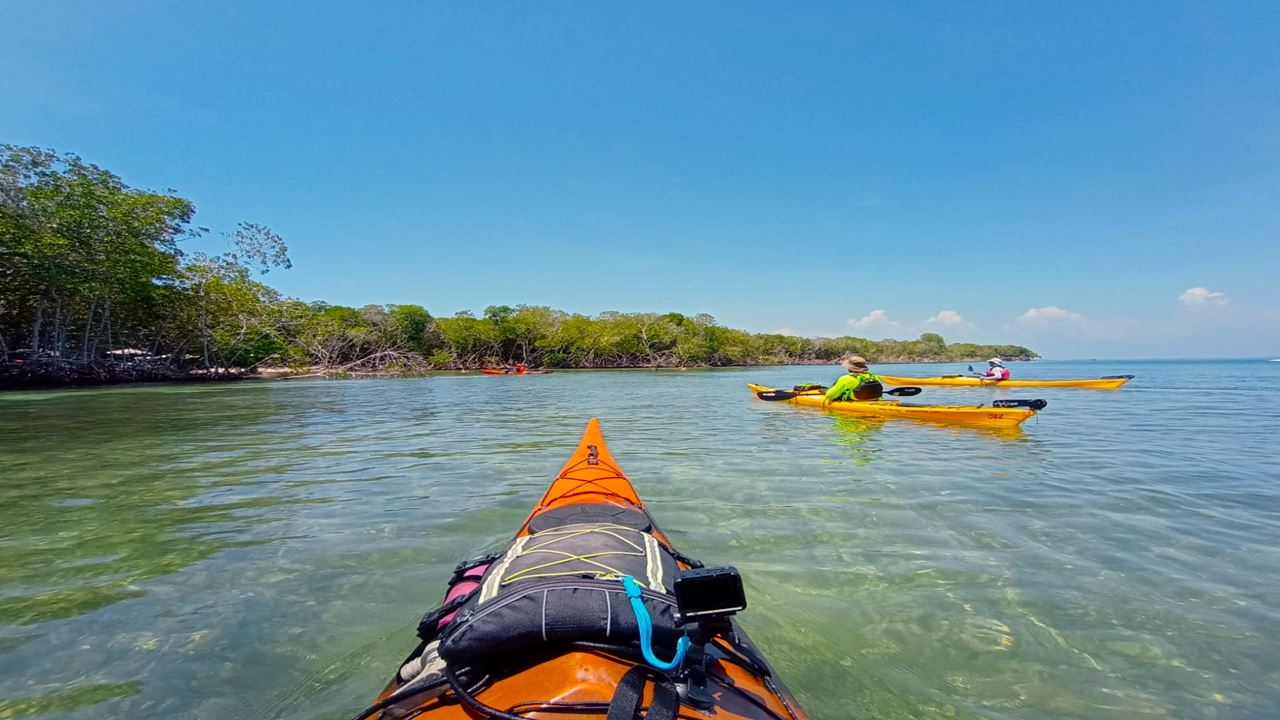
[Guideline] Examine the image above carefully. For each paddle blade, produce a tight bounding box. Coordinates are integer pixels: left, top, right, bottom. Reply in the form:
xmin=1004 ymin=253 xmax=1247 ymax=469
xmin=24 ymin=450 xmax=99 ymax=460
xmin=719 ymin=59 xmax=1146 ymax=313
xmin=756 ymin=389 xmax=799 ymax=401
xmin=885 ymin=386 xmax=922 ymax=396
xmin=968 ymin=364 xmax=974 ymax=372
xmin=993 ymin=399 xmax=1048 ymax=411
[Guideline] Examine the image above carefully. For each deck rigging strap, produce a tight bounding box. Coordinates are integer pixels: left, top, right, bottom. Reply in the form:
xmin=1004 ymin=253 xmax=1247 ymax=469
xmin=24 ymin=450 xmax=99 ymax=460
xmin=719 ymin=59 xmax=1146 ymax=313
xmin=441 ymin=663 xmax=677 ymax=720
xmin=606 ymin=665 xmax=678 ymax=720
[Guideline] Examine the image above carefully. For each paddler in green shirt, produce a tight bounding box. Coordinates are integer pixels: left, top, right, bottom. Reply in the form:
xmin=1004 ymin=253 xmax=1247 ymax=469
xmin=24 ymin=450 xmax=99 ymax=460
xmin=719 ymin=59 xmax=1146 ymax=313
xmin=825 ymin=355 xmax=885 ymax=402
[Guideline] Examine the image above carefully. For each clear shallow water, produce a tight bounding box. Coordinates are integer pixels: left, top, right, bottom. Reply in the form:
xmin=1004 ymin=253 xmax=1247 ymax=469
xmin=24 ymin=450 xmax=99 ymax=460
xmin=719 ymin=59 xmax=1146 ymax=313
xmin=1 ymin=360 xmax=1278 ymax=719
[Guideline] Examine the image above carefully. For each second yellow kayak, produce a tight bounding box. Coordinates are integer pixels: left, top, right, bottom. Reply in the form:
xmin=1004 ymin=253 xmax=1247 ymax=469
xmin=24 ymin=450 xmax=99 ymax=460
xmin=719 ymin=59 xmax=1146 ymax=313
xmin=876 ymin=374 xmax=1134 ymax=389
xmin=747 ymin=384 xmax=1041 ymax=428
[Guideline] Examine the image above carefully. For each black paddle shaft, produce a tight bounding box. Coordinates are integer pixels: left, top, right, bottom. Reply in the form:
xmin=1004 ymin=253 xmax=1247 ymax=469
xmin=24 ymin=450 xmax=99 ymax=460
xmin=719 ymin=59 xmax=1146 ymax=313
xmin=992 ymin=399 xmax=1048 ymax=410
xmin=756 ymin=386 xmax=921 ymax=401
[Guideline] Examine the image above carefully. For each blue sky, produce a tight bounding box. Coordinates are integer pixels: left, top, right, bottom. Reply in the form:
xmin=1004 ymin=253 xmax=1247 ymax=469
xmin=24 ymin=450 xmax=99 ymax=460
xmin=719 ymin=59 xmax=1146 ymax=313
xmin=3 ymin=2 xmax=1277 ymax=358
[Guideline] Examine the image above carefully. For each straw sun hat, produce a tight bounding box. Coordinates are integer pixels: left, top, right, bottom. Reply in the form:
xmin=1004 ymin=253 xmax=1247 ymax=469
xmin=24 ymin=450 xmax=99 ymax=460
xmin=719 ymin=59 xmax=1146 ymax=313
xmin=841 ymin=355 xmax=869 ymax=372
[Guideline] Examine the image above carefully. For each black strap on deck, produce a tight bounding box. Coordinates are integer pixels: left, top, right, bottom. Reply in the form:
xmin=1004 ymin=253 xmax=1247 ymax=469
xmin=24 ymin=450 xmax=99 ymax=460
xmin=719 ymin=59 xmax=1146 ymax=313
xmin=606 ymin=665 xmax=679 ymax=720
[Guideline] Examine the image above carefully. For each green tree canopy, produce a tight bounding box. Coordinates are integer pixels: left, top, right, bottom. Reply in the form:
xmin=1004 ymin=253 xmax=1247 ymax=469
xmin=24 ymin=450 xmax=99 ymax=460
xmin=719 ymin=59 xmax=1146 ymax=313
xmin=2 ymin=144 xmax=1039 ymax=387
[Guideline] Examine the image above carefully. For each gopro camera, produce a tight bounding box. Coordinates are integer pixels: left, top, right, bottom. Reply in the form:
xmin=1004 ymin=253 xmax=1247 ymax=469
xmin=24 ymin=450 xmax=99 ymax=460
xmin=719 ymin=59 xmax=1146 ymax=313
xmin=673 ymin=566 xmax=747 ymax=624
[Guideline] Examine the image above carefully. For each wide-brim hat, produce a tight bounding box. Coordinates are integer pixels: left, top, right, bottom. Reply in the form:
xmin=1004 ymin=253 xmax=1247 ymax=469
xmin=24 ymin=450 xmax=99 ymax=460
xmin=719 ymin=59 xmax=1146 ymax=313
xmin=842 ymin=355 xmax=869 ymax=372
xmin=988 ymin=358 xmax=1005 ymax=367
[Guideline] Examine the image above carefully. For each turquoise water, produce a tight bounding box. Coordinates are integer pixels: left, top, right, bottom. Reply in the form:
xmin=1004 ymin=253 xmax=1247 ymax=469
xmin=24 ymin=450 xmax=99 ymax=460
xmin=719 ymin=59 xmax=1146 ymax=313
xmin=1 ymin=360 xmax=1277 ymax=719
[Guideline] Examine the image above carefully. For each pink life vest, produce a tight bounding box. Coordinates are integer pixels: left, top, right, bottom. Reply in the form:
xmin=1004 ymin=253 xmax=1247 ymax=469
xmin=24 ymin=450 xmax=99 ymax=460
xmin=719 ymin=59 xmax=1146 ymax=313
xmin=988 ymin=366 xmax=1010 ymax=380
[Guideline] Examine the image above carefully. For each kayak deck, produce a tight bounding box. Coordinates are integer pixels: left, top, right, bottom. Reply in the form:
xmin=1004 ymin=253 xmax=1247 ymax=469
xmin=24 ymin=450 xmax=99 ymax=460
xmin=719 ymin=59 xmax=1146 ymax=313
xmin=877 ymin=374 xmax=1133 ymax=389
xmin=368 ymin=419 xmax=808 ymax=720
xmin=518 ymin=417 xmax=647 ymax=535
xmin=747 ymin=383 xmax=1037 ymax=428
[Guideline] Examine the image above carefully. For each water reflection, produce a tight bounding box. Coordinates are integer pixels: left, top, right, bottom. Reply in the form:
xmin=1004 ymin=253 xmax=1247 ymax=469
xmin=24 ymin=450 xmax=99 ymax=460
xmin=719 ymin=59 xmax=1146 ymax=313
xmin=0 ymin=384 xmax=299 ymax=716
xmin=0 ymin=490 xmax=282 ymax=625
xmin=826 ymin=415 xmax=883 ymax=464
xmin=823 ymin=413 xmax=1025 ymax=466
xmin=0 ymin=389 xmax=292 ymax=626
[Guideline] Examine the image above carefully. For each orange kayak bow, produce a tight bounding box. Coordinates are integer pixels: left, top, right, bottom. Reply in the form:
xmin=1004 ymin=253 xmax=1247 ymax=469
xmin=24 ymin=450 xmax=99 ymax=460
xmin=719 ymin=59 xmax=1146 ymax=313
xmin=360 ymin=419 xmax=808 ymax=720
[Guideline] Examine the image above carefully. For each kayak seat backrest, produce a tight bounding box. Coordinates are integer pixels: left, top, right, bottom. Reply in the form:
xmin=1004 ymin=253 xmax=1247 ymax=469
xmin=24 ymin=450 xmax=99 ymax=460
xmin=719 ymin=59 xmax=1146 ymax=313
xmin=438 ymin=522 xmax=681 ymax=668
xmin=854 ymin=381 xmax=884 ymax=400
xmin=526 ymin=502 xmax=652 ymax=533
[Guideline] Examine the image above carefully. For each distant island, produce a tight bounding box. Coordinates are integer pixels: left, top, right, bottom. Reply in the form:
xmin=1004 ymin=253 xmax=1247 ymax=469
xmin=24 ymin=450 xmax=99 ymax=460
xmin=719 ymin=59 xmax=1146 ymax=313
xmin=0 ymin=144 xmax=1036 ymax=388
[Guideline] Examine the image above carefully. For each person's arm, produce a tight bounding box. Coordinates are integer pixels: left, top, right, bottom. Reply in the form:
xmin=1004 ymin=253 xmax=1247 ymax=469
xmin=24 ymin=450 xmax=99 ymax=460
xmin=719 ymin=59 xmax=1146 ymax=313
xmin=825 ymin=375 xmax=854 ymax=401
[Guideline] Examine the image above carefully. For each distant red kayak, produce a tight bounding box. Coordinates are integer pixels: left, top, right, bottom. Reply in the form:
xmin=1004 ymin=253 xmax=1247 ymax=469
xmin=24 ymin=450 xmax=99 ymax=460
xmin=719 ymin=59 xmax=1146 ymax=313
xmin=479 ymin=369 xmax=553 ymax=375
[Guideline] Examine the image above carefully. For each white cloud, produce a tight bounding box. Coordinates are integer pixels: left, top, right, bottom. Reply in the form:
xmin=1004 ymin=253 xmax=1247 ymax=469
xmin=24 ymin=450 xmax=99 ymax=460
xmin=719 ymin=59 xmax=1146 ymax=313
xmin=924 ymin=310 xmax=965 ymax=327
xmin=847 ymin=309 xmax=900 ymax=335
xmin=920 ymin=309 xmax=977 ymax=339
xmin=1017 ymin=306 xmax=1085 ymax=326
xmin=1179 ymin=287 xmax=1230 ymax=309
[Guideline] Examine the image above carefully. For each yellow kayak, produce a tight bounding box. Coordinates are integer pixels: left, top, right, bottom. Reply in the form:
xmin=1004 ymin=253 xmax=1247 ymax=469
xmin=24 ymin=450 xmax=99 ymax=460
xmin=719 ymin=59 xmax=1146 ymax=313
xmin=747 ymin=383 xmax=1041 ymax=428
xmin=876 ymin=374 xmax=1134 ymax=389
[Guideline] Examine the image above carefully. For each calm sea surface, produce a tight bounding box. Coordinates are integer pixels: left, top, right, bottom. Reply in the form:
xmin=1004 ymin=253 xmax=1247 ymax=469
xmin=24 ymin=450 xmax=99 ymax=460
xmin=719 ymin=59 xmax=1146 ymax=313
xmin=1 ymin=360 xmax=1278 ymax=719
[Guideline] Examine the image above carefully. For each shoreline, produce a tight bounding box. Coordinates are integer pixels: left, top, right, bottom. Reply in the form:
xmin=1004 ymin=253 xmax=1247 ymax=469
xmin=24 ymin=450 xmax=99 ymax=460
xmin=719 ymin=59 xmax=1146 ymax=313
xmin=0 ymin=356 xmax=1034 ymax=391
